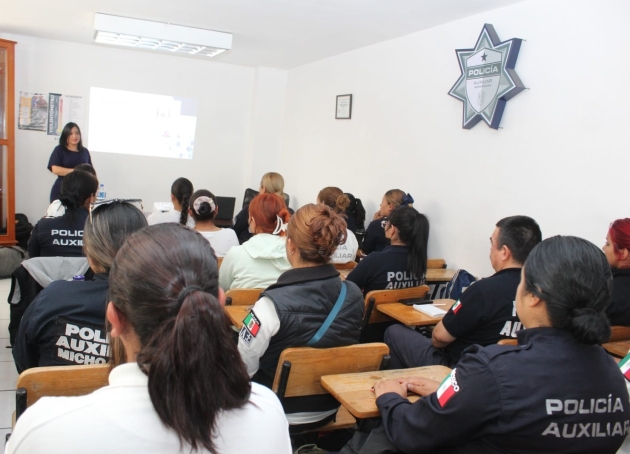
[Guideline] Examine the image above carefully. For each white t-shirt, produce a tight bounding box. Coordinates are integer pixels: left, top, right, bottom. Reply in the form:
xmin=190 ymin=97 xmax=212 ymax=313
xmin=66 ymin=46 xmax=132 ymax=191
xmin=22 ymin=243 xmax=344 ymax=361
xmin=147 ymin=209 xmax=195 ymax=228
xmin=330 ymin=230 xmax=358 ymax=264
xmin=6 ymin=362 xmax=292 ymax=454
xmin=198 ymin=229 xmax=239 ymax=257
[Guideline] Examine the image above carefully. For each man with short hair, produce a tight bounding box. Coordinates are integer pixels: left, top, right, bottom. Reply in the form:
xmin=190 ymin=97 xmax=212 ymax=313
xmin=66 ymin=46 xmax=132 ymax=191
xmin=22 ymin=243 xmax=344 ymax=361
xmin=384 ymin=215 xmax=542 ymax=368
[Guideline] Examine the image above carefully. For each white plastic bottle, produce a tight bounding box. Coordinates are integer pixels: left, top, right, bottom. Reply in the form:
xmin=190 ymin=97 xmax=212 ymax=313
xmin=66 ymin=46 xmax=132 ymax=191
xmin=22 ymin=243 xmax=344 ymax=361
xmin=97 ymin=183 xmax=106 ymax=201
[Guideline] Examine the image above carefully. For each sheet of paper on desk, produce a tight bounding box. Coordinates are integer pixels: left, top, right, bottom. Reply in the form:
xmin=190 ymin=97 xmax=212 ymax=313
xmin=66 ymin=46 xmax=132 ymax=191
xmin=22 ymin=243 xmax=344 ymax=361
xmin=413 ymin=304 xmax=447 ymax=318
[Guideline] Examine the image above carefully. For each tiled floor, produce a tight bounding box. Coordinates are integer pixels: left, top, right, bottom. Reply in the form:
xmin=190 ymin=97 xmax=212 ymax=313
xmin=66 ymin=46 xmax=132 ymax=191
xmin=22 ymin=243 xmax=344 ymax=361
xmin=0 ymin=279 xmax=17 ymax=441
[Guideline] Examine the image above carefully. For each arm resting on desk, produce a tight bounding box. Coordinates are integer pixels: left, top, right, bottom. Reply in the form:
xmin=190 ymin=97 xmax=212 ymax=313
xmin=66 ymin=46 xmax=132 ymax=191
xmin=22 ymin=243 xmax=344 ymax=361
xmin=432 ymin=321 xmax=456 ymax=349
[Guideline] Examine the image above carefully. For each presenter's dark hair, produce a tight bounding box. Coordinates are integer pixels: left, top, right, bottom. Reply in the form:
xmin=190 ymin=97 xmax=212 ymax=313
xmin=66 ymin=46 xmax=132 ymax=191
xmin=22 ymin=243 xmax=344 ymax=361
xmin=83 ymin=201 xmax=147 ymax=273
xmin=189 ymin=189 xmax=218 ymax=222
xmin=388 ymin=206 xmax=429 ymax=282
xmin=59 ymin=122 xmax=84 ymax=150
xmin=522 ymin=236 xmax=612 ymax=344
xmin=59 ymin=170 xmax=98 ymax=221
xmin=109 ymin=224 xmax=250 ymax=452
xmin=287 ymin=204 xmax=348 ymax=264
xmin=345 ymin=193 xmax=366 ymax=231
xmin=171 ymin=177 xmax=194 ymax=225
xmin=496 ymin=215 xmax=542 ymax=265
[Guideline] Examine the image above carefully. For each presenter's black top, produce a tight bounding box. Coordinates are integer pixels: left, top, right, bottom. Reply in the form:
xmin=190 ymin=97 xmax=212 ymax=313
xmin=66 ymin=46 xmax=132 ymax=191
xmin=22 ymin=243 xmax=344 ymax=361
xmin=47 ymin=145 xmax=92 ymax=203
xmin=607 ymin=268 xmax=630 ymax=326
xmin=28 ymin=208 xmax=88 ymax=258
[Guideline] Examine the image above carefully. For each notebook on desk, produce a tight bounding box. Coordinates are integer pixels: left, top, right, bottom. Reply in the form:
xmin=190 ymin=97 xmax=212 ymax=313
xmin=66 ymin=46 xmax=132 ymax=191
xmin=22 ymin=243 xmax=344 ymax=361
xmin=413 ymin=304 xmax=447 ymax=318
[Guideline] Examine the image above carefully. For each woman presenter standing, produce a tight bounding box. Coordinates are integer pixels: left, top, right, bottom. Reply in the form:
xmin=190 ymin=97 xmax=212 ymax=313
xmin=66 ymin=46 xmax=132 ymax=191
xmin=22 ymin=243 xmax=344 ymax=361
xmin=47 ymin=123 xmax=92 ymax=203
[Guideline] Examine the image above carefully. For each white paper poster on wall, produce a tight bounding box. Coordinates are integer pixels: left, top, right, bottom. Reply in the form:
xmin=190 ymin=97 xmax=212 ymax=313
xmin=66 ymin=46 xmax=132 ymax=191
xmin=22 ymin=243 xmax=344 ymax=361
xmin=47 ymin=93 xmax=85 ymax=136
xmin=18 ymin=92 xmax=48 ymax=131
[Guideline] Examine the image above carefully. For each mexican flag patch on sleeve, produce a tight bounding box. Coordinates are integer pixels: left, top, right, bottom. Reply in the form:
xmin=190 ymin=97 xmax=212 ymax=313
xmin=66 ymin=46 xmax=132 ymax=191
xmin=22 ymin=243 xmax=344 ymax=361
xmin=452 ymin=300 xmax=462 ymax=314
xmin=619 ymin=352 xmax=630 ymax=381
xmin=436 ymin=368 xmax=460 ymax=408
xmin=243 ymin=311 xmax=261 ymax=336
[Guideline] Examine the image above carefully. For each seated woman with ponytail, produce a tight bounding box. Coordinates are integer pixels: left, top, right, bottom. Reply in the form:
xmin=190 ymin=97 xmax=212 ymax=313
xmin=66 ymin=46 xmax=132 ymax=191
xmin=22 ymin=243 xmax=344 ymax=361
xmin=147 ymin=177 xmax=195 ymax=228
xmin=219 ymin=193 xmax=291 ymax=290
xmin=238 ymin=204 xmax=364 ymax=431
xmin=317 ymin=186 xmax=359 ymax=263
xmin=355 ymin=236 xmax=630 ymax=454
xmin=347 ymin=205 xmax=429 ymax=295
xmin=363 ymin=189 xmax=414 ymax=254
xmin=189 ymin=190 xmax=239 ymax=257
xmin=7 ymin=224 xmax=292 ymax=454
xmin=28 ymin=170 xmax=98 ymax=258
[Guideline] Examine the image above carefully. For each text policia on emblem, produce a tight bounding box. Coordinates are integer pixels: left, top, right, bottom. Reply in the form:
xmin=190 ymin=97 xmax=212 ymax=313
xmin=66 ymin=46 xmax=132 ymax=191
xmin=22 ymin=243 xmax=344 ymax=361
xmin=467 ymin=64 xmax=500 ymax=78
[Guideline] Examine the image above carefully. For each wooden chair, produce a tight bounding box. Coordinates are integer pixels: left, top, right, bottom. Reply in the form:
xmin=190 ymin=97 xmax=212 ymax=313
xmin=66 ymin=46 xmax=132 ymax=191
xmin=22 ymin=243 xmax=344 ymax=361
xmin=427 ymin=258 xmax=447 ymax=269
xmin=497 ymin=338 xmax=518 ymax=346
xmin=217 ymin=257 xmax=223 ymax=268
xmin=609 ymin=326 xmax=630 ymax=342
xmin=14 ymin=364 xmax=110 ymax=423
xmin=272 ymin=343 xmax=390 ymax=431
xmin=334 ymin=261 xmax=358 ymax=270
xmin=225 ymin=288 xmax=264 ymax=306
xmin=361 ymin=286 xmax=431 ymax=329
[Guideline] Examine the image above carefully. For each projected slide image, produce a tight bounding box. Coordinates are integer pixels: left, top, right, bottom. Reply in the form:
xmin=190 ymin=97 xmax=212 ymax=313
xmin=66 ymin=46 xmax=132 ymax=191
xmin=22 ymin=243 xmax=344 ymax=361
xmin=89 ymin=87 xmax=199 ymax=159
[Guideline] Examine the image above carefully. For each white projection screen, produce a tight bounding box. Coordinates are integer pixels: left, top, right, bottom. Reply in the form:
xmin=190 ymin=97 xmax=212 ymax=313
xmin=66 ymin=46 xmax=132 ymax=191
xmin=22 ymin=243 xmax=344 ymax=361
xmin=88 ymin=87 xmax=199 ymax=159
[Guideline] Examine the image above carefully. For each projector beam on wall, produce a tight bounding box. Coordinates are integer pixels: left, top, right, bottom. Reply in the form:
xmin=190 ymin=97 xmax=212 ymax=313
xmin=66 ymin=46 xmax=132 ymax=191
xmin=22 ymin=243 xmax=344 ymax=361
xmin=93 ymin=13 xmax=232 ymax=57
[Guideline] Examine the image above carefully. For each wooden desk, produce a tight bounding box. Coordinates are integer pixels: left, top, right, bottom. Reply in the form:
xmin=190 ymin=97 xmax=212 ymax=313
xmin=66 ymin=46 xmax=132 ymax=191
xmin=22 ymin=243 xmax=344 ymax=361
xmin=603 ymin=340 xmax=630 ymax=358
xmin=225 ymin=305 xmax=250 ymax=329
xmin=339 ymin=269 xmax=351 ymax=280
xmin=426 ymin=268 xmax=456 ymax=283
xmin=377 ymin=299 xmax=455 ymax=326
xmin=321 ymin=365 xmax=451 ymax=419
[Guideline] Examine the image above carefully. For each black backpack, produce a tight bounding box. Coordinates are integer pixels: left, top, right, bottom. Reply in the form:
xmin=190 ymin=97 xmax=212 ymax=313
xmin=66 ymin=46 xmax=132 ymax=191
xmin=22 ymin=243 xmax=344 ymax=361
xmin=15 ymin=213 xmax=33 ymax=250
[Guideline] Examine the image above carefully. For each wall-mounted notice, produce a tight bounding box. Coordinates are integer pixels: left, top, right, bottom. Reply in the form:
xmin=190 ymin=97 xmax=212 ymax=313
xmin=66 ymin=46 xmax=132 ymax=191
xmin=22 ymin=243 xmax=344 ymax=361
xmin=47 ymin=94 xmax=85 ymax=136
xmin=18 ymin=92 xmax=48 ymax=131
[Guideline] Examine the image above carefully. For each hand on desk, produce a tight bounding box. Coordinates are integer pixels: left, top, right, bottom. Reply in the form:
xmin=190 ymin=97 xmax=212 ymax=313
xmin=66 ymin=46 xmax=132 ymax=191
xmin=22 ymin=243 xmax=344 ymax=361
xmin=401 ymin=377 xmax=440 ymax=396
xmin=373 ymin=377 xmax=442 ymax=400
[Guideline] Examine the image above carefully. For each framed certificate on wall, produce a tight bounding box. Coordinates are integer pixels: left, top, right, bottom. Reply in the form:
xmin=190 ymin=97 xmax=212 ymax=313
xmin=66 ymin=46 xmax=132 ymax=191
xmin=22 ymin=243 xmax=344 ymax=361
xmin=336 ymin=94 xmax=352 ymax=119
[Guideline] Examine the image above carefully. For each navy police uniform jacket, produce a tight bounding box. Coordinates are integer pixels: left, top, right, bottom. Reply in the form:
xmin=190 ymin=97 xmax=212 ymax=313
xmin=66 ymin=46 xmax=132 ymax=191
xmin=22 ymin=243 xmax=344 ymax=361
xmin=362 ymin=218 xmax=389 ymax=254
xmin=13 ymin=274 xmax=110 ymax=373
xmin=377 ymin=327 xmax=630 ymax=454
xmin=27 ymin=208 xmax=88 ymax=258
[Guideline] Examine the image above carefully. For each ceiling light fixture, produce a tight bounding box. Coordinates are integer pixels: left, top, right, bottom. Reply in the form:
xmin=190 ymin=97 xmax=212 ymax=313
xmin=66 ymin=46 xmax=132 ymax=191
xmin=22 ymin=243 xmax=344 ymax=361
xmin=93 ymin=13 xmax=232 ymax=57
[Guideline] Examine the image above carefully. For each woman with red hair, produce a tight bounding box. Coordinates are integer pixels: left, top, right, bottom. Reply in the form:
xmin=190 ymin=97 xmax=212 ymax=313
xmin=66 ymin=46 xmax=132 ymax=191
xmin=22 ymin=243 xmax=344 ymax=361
xmin=603 ymin=218 xmax=630 ymax=325
xmin=219 ymin=194 xmax=291 ymax=290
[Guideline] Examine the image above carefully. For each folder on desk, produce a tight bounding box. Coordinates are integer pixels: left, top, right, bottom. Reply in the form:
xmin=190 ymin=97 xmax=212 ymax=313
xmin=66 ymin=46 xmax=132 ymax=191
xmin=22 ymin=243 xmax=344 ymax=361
xmin=413 ymin=304 xmax=447 ymax=318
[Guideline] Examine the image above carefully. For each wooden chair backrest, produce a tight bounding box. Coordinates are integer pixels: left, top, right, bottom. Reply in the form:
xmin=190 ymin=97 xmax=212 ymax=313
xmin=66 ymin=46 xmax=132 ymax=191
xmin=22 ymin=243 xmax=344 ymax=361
xmin=427 ymin=258 xmax=447 ymax=269
xmin=364 ymin=286 xmax=431 ymax=324
xmin=217 ymin=257 xmax=223 ymax=268
xmin=225 ymin=288 xmax=264 ymax=306
xmin=271 ymin=343 xmax=389 ymax=398
xmin=497 ymin=338 xmax=518 ymax=346
xmin=609 ymin=326 xmax=630 ymax=342
xmin=334 ymin=261 xmax=358 ymax=270
xmin=17 ymin=364 xmax=110 ymax=408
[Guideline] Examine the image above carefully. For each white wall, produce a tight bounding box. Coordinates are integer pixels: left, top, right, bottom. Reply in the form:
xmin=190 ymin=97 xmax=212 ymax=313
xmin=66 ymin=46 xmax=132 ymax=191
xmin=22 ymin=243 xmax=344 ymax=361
xmin=281 ymin=0 xmax=630 ymax=277
xmin=0 ymin=33 xmax=257 ymax=222
xmin=243 ymin=67 xmax=288 ymax=191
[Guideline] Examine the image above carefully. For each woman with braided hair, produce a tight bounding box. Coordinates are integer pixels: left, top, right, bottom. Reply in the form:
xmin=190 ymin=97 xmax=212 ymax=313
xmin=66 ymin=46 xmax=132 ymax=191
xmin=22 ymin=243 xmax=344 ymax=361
xmin=8 ymin=224 xmax=292 ymax=454
xmin=237 ymin=203 xmax=364 ymax=432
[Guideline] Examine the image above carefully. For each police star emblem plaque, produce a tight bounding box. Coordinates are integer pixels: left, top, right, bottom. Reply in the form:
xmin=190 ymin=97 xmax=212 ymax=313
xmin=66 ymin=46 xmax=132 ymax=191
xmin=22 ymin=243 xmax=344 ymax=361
xmin=448 ymin=24 xmax=525 ymax=130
